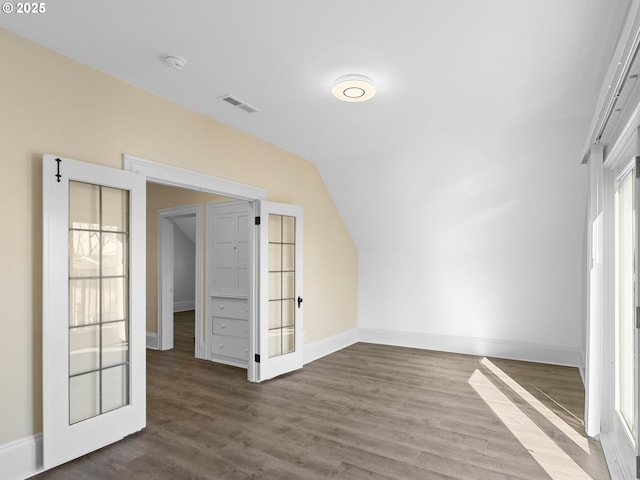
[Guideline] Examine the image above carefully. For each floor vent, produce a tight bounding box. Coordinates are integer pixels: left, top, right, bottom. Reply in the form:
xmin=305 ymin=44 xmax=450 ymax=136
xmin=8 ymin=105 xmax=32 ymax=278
xmin=219 ymin=95 xmax=260 ymax=113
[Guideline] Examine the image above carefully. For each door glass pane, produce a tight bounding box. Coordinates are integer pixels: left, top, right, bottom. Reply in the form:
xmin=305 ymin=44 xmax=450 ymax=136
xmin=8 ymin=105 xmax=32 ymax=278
xmin=268 ymin=214 xmax=296 ymax=358
xmin=102 ymin=233 xmax=128 ymax=276
xmin=102 ymin=321 xmax=129 ymax=368
xmin=615 ymin=169 xmax=636 ymax=437
xmin=69 ymin=279 xmax=99 ymax=326
xmin=269 ymin=214 xmax=282 ymax=243
xmin=68 ymin=181 xmax=130 ymax=425
xmin=69 ymin=231 xmax=100 ymax=277
xmin=282 ymin=272 xmax=294 ymax=299
xmin=69 ymin=182 xmax=100 ymax=230
xmin=282 ymin=300 xmax=294 ymax=327
xmin=269 ymin=300 xmax=282 ymax=329
xmin=282 ymin=327 xmax=295 ymax=355
xmin=101 ymin=187 xmax=129 ymax=232
xmin=69 ymin=372 xmax=100 ymax=425
xmin=102 ymin=365 xmax=128 ymax=413
xmin=102 ymin=278 xmax=128 ymax=322
xmin=69 ymin=326 xmax=99 ymax=376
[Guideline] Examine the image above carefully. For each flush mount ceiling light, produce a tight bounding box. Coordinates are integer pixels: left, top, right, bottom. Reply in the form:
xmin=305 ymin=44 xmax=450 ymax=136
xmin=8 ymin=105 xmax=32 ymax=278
xmin=332 ymin=74 xmax=376 ymax=102
xmin=163 ymin=55 xmax=187 ymax=70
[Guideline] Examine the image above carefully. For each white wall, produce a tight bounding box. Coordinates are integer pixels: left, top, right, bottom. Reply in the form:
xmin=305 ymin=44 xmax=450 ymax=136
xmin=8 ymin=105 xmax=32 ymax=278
xmin=351 ymin=126 xmax=589 ymax=367
xmin=173 ymin=217 xmax=196 ymax=312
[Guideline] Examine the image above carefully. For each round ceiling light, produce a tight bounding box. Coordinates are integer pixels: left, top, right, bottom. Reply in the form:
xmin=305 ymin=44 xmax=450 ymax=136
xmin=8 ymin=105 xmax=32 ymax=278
xmin=332 ymin=74 xmax=376 ymax=102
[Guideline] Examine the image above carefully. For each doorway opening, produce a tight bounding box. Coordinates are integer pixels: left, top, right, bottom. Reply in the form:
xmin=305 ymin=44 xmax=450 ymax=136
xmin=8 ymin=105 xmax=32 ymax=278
xmin=126 ymin=154 xmax=266 ymax=382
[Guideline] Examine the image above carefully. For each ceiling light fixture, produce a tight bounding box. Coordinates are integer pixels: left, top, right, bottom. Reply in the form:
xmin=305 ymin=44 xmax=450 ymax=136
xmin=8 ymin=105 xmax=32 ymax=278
xmin=163 ymin=55 xmax=187 ymax=70
xmin=332 ymin=74 xmax=376 ymax=102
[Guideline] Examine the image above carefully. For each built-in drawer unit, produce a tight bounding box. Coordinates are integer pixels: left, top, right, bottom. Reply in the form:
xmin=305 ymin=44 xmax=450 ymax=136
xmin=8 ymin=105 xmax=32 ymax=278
xmin=210 ymin=295 xmax=249 ymax=368
xmin=211 ymin=334 xmax=249 ymax=361
xmin=211 ymin=297 xmax=249 ymax=320
xmin=213 ymin=316 xmax=249 ymax=338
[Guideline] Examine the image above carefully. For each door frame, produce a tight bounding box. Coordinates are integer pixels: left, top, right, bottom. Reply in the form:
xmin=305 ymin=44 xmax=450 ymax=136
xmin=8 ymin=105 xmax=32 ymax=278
xmin=157 ymin=204 xmax=203 ymax=356
xmin=599 ymin=125 xmax=640 ymax=478
xmin=123 ymin=154 xmax=266 ymax=382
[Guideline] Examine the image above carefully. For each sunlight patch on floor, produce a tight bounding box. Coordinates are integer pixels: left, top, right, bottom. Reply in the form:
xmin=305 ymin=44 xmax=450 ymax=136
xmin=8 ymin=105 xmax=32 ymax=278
xmin=480 ymin=358 xmax=590 ymax=453
xmin=469 ymin=369 xmax=593 ymax=480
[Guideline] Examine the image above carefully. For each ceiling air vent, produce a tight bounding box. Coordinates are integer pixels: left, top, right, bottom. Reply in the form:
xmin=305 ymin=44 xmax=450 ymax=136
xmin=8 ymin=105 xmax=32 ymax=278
xmin=219 ymin=94 xmax=260 ymax=113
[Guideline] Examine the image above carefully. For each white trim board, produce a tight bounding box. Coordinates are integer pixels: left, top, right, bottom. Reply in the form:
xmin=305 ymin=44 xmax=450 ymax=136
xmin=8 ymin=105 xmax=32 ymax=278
xmin=359 ymin=328 xmax=584 ymax=368
xmin=123 ymin=154 xmax=266 ymax=200
xmin=146 ymin=332 xmax=158 ymax=350
xmin=303 ymin=328 xmax=359 ymax=365
xmin=600 ymin=431 xmax=630 ymax=480
xmin=0 ymin=433 xmax=43 ymax=480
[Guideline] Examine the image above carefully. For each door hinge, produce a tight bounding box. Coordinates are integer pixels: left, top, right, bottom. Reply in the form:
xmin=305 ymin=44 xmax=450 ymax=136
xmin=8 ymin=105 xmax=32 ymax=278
xmin=255 ymin=216 xmax=261 ymax=225
xmin=254 ymin=354 xmax=261 ymax=363
xmin=636 ymin=455 xmax=640 ymax=478
xmin=636 ymin=156 xmax=640 ymax=178
xmin=636 ymin=306 xmax=640 ymax=329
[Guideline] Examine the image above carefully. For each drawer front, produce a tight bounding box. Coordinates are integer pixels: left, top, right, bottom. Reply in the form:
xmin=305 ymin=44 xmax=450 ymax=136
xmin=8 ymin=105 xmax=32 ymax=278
xmin=211 ymin=297 xmax=249 ymax=320
xmin=213 ymin=316 xmax=248 ymax=338
xmin=211 ymin=334 xmax=249 ymax=361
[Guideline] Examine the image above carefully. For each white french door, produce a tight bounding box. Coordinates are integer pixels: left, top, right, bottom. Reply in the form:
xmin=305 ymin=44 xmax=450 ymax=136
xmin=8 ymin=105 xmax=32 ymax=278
xmin=257 ymin=201 xmax=304 ymax=381
xmin=42 ymin=154 xmax=146 ymax=469
xmin=611 ymin=157 xmax=640 ymax=477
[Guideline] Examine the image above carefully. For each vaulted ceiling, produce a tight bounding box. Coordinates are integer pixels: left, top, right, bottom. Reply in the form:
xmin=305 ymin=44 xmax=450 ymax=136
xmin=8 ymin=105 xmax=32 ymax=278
xmin=0 ymin=1 xmax=631 ymax=345
xmin=0 ymin=1 xmax=625 ymax=245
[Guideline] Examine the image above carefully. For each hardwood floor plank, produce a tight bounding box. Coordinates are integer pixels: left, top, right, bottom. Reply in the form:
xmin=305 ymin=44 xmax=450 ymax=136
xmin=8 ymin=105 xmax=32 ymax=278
xmin=34 ymin=311 xmax=611 ymax=479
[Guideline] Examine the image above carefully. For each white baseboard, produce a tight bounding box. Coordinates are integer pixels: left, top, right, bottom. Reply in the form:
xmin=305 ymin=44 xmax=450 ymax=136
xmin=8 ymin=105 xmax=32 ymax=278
xmin=0 ymin=433 xmax=43 ymax=480
xmin=146 ymin=332 xmax=158 ymax=350
xmin=304 ymin=327 xmax=359 ymax=365
xmin=173 ymin=300 xmax=195 ymax=312
xmin=600 ymin=431 xmax=630 ymax=480
xmin=359 ymin=328 xmax=584 ymax=368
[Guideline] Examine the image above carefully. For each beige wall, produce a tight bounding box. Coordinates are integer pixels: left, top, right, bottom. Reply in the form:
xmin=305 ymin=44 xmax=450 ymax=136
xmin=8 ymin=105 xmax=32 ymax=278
xmin=0 ymin=29 xmax=358 ymax=445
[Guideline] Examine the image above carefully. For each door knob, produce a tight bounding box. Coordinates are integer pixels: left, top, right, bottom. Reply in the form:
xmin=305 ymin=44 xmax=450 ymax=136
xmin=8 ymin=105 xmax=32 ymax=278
xmin=297 ymin=296 xmax=303 ymax=308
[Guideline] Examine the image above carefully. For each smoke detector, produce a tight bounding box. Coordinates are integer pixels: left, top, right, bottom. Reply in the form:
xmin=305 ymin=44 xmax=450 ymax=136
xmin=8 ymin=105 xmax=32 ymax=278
xmin=163 ymin=55 xmax=187 ymax=71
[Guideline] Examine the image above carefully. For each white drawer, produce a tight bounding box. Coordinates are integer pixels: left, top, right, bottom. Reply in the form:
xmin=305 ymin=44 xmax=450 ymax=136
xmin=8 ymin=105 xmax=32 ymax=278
xmin=211 ymin=334 xmax=249 ymax=361
xmin=211 ymin=297 xmax=249 ymax=320
xmin=213 ymin=316 xmax=248 ymax=338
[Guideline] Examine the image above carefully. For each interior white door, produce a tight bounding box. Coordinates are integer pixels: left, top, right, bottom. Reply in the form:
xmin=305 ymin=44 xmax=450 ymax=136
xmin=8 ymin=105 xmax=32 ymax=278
xmin=258 ymin=201 xmax=303 ymax=381
xmin=42 ymin=154 xmax=146 ymax=469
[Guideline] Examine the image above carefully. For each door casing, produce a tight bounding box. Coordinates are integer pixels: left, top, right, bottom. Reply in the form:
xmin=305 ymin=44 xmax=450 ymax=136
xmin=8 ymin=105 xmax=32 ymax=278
xmin=123 ymin=154 xmax=266 ymax=382
xmin=157 ymin=204 xmax=203 ymax=356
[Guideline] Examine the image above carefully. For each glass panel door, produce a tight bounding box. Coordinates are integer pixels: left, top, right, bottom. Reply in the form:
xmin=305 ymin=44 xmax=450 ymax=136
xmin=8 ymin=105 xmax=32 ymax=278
xmin=68 ymin=182 xmax=130 ymax=423
xmin=43 ymin=154 xmax=146 ymax=470
xmin=268 ymin=213 xmax=296 ymax=358
xmin=258 ymin=201 xmax=303 ymax=381
xmin=615 ymin=165 xmax=636 ymax=439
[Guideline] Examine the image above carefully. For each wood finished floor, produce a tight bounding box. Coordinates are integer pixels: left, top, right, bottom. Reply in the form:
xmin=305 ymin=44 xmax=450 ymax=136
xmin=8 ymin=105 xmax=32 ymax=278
xmin=36 ymin=311 xmax=610 ymax=479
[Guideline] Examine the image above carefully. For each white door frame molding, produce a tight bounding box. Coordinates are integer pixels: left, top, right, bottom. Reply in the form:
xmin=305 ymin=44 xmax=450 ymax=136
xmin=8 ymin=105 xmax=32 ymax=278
xmin=157 ymin=204 xmax=203 ymax=356
xmin=123 ymin=154 xmax=266 ymax=382
xmin=597 ymin=125 xmax=640 ymax=478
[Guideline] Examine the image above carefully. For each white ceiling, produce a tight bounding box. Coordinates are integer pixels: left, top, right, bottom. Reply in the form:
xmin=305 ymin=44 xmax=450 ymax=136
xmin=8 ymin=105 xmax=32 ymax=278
xmin=0 ymin=1 xmax=628 ymax=249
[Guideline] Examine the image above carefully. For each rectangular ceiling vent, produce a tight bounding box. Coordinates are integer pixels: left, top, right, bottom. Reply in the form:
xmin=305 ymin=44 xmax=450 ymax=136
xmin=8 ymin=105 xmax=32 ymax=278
xmin=219 ymin=94 xmax=260 ymax=114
